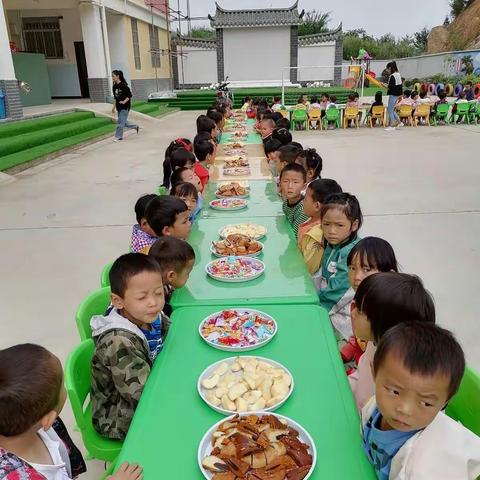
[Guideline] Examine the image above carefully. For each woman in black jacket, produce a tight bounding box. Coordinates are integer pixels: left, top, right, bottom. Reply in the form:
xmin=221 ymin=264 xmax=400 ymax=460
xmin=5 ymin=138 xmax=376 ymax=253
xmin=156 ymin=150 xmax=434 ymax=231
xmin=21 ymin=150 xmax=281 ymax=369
xmin=112 ymin=70 xmax=139 ymax=141
xmin=385 ymin=61 xmax=403 ymax=131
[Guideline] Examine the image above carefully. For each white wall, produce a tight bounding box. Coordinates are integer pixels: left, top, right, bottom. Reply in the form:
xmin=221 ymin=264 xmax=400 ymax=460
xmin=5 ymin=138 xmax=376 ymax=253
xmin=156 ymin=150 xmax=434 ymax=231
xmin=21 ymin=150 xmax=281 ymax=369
xmin=297 ymin=41 xmax=336 ymax=81
xmin=7 ymin=7 xmax=82 ymax=96
xmin=223 ymin=27 xmax=290 ymax=81
xmin=177 ymin=46 xmax=217 ymax=85
xmin=357 ymin=49 xmax=480 ymax=80
xmin=107 ymin=12 xmax=128 ymax=77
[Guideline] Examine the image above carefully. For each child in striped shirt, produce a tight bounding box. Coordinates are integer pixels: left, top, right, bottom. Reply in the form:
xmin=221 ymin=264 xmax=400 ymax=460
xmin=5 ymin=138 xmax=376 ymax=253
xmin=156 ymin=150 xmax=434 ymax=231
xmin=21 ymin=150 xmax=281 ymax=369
xmin=280 ymin=163 xmax=309 ymax=238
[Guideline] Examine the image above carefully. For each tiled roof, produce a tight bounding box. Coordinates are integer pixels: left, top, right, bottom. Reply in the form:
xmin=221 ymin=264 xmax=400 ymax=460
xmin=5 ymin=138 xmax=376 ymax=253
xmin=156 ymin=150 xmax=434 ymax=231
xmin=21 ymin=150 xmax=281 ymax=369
xmin=298 ymin=24 xmax=343 ymax=46
xmin=172 ymin=36 xmax=217 ymax=50
xmin=209 ymin=1 xmax=303 ymax=28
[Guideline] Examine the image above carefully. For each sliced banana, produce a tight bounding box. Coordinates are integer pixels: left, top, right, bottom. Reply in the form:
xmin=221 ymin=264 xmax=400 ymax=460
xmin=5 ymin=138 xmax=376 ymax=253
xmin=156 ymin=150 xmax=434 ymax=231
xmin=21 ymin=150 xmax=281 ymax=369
xmin=248 ymin=397 xmax=266 ymax=411
xmin=214 ymin=362 xmax=229 ymax=376
xmin=221 ymin=394 xmax=236 ymax=411
xmin=228 ymin=382 xmax=248 ymax=401
xmin=206 ymin=391 xmax=221 ymax=406
xmin=271 ymin=381 xmax=289 ymax=398
xmin=235 ymin=396 xmax=248 ymax=412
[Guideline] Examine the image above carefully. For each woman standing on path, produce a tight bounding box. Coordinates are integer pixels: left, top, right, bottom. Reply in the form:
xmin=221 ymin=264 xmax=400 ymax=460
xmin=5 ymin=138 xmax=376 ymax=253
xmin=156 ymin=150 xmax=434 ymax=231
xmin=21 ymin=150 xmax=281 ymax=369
xmin=385 ymin=61 xmax=403 ymax=131
xmin=112 ymin=70 xmax=139 ymax=142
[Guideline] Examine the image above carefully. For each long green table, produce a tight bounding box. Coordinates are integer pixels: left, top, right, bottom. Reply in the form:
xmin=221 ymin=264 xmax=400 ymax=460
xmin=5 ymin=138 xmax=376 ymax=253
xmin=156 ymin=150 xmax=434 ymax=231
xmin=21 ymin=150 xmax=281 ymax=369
xmin=200 ymin=180 xmax=283 ymax=219
xmin=115 ymin=304 xmax=376 ymax=479
xmin=171 ymin=216 xmax=319 ymax=308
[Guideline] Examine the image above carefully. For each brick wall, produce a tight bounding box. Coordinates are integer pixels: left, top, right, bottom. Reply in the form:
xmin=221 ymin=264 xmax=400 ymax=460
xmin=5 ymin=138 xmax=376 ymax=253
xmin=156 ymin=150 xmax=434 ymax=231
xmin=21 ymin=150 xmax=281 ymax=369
xmin=290 ymin=26 xmax=298 ymax=83
xmin=87 ymin=78 xmax=110 ymax=103
xmin=334 ymin=37 xmax=344 ymax=86
xmin=0 ymin=80 xmax=23 ymax=119
xmin=216 ymin=28 xmax=224 ymax=83
xmin=131 ymin=78 xmax=172 ymax=100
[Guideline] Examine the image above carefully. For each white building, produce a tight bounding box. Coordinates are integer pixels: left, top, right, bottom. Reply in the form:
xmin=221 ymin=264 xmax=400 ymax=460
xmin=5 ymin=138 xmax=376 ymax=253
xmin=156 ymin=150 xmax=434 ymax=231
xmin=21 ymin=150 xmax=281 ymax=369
xmin=0 ymin=0 xmax=173 ymax=120
xmin=173 ymin=2 xmax=343 ymax=89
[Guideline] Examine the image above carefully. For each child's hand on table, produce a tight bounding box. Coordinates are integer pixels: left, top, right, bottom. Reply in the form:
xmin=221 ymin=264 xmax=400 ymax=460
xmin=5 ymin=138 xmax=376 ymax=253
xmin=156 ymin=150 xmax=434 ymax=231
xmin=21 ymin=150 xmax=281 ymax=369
xmin=109 ymin=462 xmax=143 ymax=480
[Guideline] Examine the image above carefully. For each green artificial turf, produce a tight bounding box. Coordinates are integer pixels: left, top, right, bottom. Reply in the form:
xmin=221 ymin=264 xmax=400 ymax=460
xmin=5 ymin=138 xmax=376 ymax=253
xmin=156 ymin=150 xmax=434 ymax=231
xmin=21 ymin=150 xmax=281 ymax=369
xmin=0 ymin=117 xmax=112 ymax=157
xmin=131 ymin=101 xmax=179 ymax=117
xmin=0 ymin=123 xmax=115 ymax=171
xmin=0 ymin=111 xmax=94 ymax=139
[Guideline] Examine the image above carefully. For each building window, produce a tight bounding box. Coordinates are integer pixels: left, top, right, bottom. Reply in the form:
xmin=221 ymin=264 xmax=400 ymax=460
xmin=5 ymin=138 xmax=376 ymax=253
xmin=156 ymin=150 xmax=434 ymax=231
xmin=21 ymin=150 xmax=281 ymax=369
xmin=23 ymin=17 xmax=63 ymax=59
xmin=149 ymin=24 xmax=161 ymax=68
xmin=131 ymin=18 xmax=141 ymax=70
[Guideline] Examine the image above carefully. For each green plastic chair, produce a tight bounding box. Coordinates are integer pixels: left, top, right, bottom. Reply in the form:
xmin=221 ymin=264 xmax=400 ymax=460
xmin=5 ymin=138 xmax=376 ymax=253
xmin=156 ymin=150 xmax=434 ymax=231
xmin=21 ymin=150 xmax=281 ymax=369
xmin=322 ymin=107 xmax=341 ymax=129
xmin=65 ymin=339 xmax=123 ymax=462
xmin=101 ymin=263 xmax=113 ymax=288
xmin=452 ymin=102 xmax=471 ymax=124
xmin=75 ymin=287 xmax=111 ymax=340
xmin=432 ymin=103 xmax=451 ymax=125
xmin=467 ymin=100 xmax=479 ymax=124
xmin=446 ymin=367 xmax=480 ymax=436
xmin=290 ymin=109 xmax=309 ymax=131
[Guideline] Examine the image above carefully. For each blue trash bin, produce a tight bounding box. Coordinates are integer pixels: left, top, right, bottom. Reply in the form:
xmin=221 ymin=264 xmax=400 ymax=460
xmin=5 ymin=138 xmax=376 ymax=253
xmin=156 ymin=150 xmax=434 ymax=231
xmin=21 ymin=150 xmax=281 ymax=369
xmin=0 ymin=89 xmax=6 ymax=119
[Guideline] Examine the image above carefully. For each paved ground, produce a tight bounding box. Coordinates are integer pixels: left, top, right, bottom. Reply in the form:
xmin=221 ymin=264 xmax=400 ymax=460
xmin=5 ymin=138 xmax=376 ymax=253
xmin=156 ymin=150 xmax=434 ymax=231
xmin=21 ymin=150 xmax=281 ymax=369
xmin=0 ymin=111 xmax=479 ymax=478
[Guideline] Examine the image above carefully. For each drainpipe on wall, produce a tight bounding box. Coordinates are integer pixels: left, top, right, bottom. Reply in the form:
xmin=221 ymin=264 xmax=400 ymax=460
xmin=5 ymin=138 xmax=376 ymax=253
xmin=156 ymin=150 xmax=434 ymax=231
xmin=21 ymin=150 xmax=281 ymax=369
xmin=100 ymin=3 xmax=112 ymax=99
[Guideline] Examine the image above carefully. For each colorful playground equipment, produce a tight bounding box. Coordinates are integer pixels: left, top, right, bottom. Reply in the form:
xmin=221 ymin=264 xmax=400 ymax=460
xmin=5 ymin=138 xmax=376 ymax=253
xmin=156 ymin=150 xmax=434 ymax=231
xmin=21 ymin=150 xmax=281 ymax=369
xmin=345 ymin=49 xmax=386 ymax=91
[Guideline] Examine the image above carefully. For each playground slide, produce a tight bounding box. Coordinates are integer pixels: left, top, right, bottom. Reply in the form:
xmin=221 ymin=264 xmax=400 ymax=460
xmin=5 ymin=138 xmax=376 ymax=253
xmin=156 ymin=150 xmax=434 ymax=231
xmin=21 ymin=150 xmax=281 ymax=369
xmin=365 ymin=74 xmax=385 ymax=88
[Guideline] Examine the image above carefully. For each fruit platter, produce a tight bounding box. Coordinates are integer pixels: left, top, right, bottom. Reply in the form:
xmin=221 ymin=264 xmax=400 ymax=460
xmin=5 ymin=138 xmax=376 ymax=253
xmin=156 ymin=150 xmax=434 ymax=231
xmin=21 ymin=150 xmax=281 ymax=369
xmin=209 ymin=198 xmax=248 ymax=211
xmin=199 ymin=309 xmax=277 ymax=351
xmin=211 ymin=234 xmax=263 ymax=257
xmin=205 ymin=256 xmax=265 ymax=283
xmin=198 ymin=413 xmax=316 ymax=480
xmin=198 ymin=356 xmax=293 ymax=415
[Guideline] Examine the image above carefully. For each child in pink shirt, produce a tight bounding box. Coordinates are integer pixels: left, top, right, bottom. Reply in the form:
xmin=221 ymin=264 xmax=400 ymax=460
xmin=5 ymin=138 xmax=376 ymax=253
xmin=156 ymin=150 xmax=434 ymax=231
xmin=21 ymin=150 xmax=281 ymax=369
xmin=349 ymin=272 xmax=435 ymax=412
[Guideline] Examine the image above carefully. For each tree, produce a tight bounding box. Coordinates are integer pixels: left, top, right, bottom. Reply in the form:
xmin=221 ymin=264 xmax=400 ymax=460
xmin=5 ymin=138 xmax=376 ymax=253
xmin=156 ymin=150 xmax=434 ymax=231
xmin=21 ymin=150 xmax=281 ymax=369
xmin=450 ymin=0 xmax=469 ymax=19
xmin=413 ymin=27 xmax=430 ymax=52
xmin=190 ymin=27 xmax=215 ymax=39
xmin=298 ymin=10 xmax=331 ymax=36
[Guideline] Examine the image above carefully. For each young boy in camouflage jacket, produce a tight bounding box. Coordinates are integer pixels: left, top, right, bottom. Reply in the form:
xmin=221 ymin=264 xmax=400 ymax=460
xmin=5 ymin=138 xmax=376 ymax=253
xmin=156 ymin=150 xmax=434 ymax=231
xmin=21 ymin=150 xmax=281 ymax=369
xmin=91 ymin=253 xmax=170 ymax=441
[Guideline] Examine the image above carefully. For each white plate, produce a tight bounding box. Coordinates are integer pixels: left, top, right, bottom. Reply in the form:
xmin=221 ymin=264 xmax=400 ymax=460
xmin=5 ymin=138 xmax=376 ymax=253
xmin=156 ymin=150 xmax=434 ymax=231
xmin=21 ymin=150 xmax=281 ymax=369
xmin=197 ymin=356 xmax=293 ymax=415
xmin=198 ymin=412 xmax=317 ymax=480
xmin=210 ymin=241 xmax=264 ymax=258
xmin=205 ymin=257 xmax=265 ymax=283
xmin=223 ymin=167 xmax=251 ymax=176
xmin=209 ymin=198 xmax=248 ymax=211
xmin=219 ymin=224 xmax=267 ymax=240
xmin=198 ymin=308 xmax=277 ymax=352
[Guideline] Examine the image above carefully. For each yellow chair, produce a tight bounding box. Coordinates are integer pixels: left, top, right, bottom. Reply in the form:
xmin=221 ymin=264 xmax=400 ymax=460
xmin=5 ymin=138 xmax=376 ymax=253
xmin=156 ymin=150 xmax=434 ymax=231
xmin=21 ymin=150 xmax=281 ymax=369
xmin=308 ymin=108 xmax=322 ymax=130
xmin=414 ymin=104 xmax=431 ymax=126
xmin=343 ymin=107 xmax=359 ymax=128
xmin=369 ymin=105 xmax=386 ymax=128
xmin=278 ymin=109 xmax=289 ymax=119
xmin=398 ymin=105 xmax=414 ymax=126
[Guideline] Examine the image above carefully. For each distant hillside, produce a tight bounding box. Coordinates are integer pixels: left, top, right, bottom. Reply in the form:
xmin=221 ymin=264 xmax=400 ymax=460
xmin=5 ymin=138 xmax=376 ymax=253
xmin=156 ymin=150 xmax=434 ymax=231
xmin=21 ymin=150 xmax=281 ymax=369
xmin=428 ymin=0 xmax=480 ymax=53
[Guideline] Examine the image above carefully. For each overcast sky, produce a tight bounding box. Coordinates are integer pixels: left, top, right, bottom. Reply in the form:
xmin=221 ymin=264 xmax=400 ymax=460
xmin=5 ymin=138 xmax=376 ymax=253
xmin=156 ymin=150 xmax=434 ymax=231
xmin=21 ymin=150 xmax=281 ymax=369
xmin=173 ymin=0 xmax=450 ymax=37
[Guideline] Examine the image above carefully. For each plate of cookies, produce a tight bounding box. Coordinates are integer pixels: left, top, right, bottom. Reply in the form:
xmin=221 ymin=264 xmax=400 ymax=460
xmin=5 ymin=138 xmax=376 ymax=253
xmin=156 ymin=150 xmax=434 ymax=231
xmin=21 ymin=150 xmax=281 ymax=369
xmin=211 ymin=235 xmax=263 ymax=257
xmin=198 ymin=412 xmax=316 ymax=480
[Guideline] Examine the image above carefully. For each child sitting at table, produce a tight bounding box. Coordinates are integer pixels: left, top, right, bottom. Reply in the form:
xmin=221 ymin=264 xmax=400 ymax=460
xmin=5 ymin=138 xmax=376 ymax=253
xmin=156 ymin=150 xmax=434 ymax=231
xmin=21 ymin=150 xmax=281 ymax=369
xmin=259 ymin=117 xmax=276 ymax=144
xmin=162 ymin=138 xmax=192 ymax=188
xmin=369 ymin=91 xmax=384 ymax=115
xmin=295 ymin=148 xmax=323 ymax=186
xmin=149 ymin=236 xmax=195 ymax=316
xmin=362 ymin=322 xmax=480 ymax=479
xmin=91 ymin=253 xmax=170 ymax=440
xmin=275 ymin=117 xmax=291 ymax=130
xmin=346 ymin=94 xmax=358 ymax=107
xmin=241 ymin=96 xmax=252 ymax=112
xmin=317 ymin=192 xmax=362 ymax=312
xmin=193 ymin=140 xmax=214 ymax=189
xmin=431 ymin=90 xmax=448 ymax=120
xmin=163 ymin=148 xmax=196 ymax=189
xmin=131 ymin=193 xmax=158 ymax=253
xmin=144 ymin=195 xmax=191 ymax=245
xmin=325 ymin=95 xmax=338 ymax=129
xmin=350 ymin=272 xmax=435 ymax=413
xmin=271 ymin=96 xmax=282 ymax=112
xmin=272 ymin=127 xmax=292 ymax=145
xmin=196 ymin=115 xmax=217 ymax=139
xmin=170 ymin=181 xmax=199 ymax=223
xmin=298 ymin=178 xmax=342 ymax=274
xmin=0 ymin=343 xmax=142 ymax=480
xmin=275 ymin=144 xmax=301 ymax=177
xmin=207 ymin=110 xmax=224 ymax=143
xmin=170 ymin=166 xmax=203 ymax=193
xmin=397 ymin=89 xmax=414 ymax=107
xmin=280 ymin=163 xmax=309 ymax=238
xmin=265 ymin=138 xmax=283 ymax=178
xmin=295 ymin=95 xmax=308 ymax=110
xmin=336 ymin=237 xmax=398 ymax=374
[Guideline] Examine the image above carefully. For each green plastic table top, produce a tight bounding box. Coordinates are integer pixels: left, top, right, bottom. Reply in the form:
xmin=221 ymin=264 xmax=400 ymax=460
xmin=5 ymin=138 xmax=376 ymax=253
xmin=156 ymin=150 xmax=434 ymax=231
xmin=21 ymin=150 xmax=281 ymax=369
xmin=115 ymin=304 xmax=376 ymax=480
xmin=200 ymin=180 xmax=283 ymax=219
xmin=171 ymin=216 xmax=319 ymax=308
xmin=220 ymin=131 xmax=262 ymax=144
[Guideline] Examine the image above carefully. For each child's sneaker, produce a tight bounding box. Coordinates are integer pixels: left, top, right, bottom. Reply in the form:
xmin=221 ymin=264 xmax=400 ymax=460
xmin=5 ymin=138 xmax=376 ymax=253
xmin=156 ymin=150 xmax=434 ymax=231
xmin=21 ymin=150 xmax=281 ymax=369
xmin=384 ymin=126 xmax=396 ymax=131
xmin=397 ymin=122 xmax=404 ymax=128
